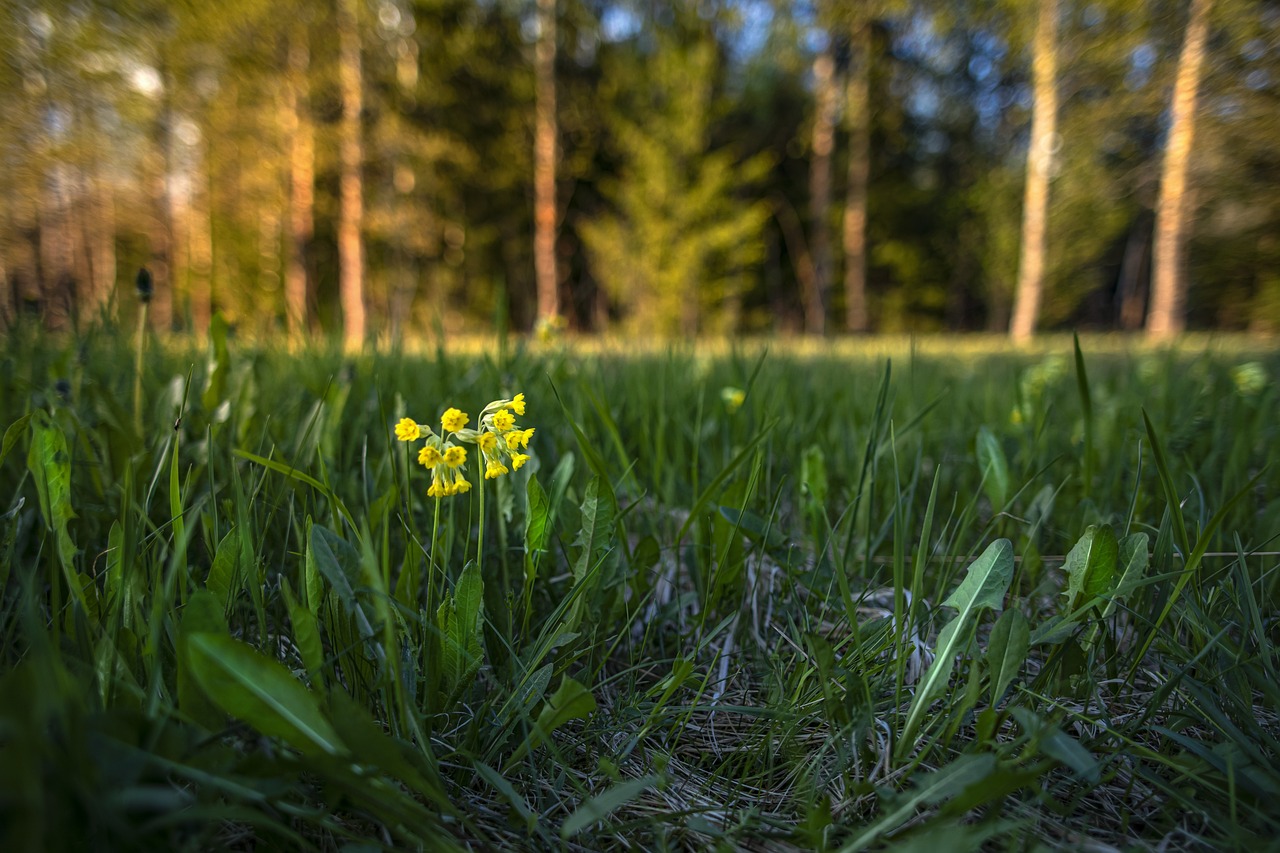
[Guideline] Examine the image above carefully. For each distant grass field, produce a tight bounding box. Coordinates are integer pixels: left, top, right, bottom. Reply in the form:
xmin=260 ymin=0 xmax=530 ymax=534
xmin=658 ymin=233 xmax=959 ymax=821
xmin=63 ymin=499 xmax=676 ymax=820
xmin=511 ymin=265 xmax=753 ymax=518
xmin=2 ymin=321 xmax=1278 ymax=851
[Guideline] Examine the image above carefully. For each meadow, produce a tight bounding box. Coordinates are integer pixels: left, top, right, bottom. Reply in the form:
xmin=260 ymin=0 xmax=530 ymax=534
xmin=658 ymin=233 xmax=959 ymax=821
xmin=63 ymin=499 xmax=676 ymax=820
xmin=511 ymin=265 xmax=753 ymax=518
xmin=1 ymin=322 xmax=1278 ymax=851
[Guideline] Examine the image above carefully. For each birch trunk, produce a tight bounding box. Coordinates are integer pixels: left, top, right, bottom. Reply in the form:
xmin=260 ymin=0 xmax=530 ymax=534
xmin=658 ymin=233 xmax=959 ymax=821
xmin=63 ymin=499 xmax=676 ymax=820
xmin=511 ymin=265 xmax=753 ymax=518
xmin=807 ymin=38 xmax=837 ymax=336
xmin=284 ymin=24 xmax=314 ymax=339
xmin=534 ymin=0 xmax=559 ymax=324
xmin=337 ymin=0 xmax=366 ymax=349
xmin=842 ymin=16 xmax=871 ymax=333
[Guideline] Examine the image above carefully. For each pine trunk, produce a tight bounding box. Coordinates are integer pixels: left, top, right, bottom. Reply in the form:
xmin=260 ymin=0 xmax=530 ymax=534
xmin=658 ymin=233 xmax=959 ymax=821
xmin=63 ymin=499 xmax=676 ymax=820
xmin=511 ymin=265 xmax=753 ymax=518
xmin=534 ymin=0 xmax=559 ymax=324
xmin=284 ymin=24 xmax=315 ymax=339
xmin=842 ymin=17 xmax=871 ymax=333
xmin=807 ymin=39 xmax=837 ymax=336
xmin=1009 ymin=0 xmax=1060 ymax=342
xmin=337 ymin=0 xmax=366 ymax=349
xmin=1148 ymin=0 xmax=1213 ymax=338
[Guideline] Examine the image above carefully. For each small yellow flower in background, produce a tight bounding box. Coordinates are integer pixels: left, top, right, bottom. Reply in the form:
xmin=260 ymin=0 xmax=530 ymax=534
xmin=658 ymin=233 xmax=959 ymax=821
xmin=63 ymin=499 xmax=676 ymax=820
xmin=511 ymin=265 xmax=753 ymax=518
xmin=720 ymin=386 xmax=746 ymax=414
xmin=1232 ymin=362 xmax=1267 ymax=397
xmin=441 ymin=408 xmax=469 ymax=433
xmin=509 ymin=393 xmax=526 ymax=416
xmin=395 ymin=418 xmax=421 ymax=441
xmin=492 ymin=409 xmax=515 ymax=432
xmin=419 ymin=445 xmax=442 ymax=468
xmin=485 ymin=460 xmax=509 ymax=479
xmin=511 ymin=452 xmax=530 ymax=471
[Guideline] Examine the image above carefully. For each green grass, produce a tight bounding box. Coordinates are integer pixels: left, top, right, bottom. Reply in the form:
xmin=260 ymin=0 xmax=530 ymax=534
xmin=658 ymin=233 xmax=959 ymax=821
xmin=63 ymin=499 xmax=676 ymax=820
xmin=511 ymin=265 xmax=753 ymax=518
xmin=2 ymin=319 xmax=1279 ymax=851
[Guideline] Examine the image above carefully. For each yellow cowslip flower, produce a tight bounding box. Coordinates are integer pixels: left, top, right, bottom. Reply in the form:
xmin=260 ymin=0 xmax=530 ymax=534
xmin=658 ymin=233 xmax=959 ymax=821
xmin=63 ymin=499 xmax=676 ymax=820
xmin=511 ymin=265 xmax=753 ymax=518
xmin=441 ymin=408 xmax=469 ymax=433
xmin=720 ymin=386 xmax=745 ymax=414
xmin=451 ymin=477 xmax=472 ymax=495
xmin=443 ymin=445 xmax=466 ymax=468
xmin=485 ymin=460 xmax=509 ymax=479
xmin=395 ymin=418 xmax=421 ymax=441
xmin=509 ymin=393 xmax=526 ymax=416
xmin=477 ymin=431 xmax=498 ymax=452
xmin=492 ymin=409 xmax=515 ymax=432
xmin=510 ymin=452 xmax=529 ymax=471
xmin=419 ymin=445 xmax=442 ymax=468
xmin=427 ymin=480 xmax=446 ymax=498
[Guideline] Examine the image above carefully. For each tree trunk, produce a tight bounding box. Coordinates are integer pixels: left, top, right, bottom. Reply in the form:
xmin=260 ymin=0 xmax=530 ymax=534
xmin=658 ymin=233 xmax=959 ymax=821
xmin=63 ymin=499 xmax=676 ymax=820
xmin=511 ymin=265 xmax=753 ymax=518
xmin=534 ymin=0 xmax=559 ymax=325
xmin=145 ymin=135 xmax=174 ymax=333
xmin=842 ymin=17 xmax=871 ymax=333
xmin=337 ymin=0 xmax=366 ymax=349
xmin=807 ymin=37 xmax=837 ymax=336
xmin=188 ymin=127 xmax=213 ymax=337
xmin=1148 ymin=0 xmax=1213 ymax=339
xmin=284 ymin=23 xmax=314 ymax=340
xmin=1009 ymin=0 xmax=1060 ymax=342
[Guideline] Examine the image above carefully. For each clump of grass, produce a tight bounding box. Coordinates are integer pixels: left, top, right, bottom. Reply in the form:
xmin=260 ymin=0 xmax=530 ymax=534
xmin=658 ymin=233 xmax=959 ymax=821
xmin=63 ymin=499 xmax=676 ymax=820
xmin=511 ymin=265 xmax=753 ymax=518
xmin=1 ymin=319 xmax=1278 ymax=850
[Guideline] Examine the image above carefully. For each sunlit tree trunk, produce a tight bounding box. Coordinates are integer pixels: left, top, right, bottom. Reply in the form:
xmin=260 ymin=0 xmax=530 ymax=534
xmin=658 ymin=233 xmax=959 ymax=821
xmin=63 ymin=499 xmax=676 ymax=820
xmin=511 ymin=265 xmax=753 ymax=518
xmin=1009 ymin=0 xmax=1060 ymax=342
xmin=84 ymin=163 xmax=117 ymax=319
xmin=284 ymin=23 xmax=314 ymax=339
xmin=145 ymin=118 xmax=174 ymax=333
xmin=1148 ymin=0 xmax=1213 ymax=339
xmin=337 ymin=0 xmax=366 ymax=349
xmin=188 ymin=130 xmax=213 ymax=337
xmin=807 ymin=36 xmax=837 ymax=335
xmin=842 ymin=16 xmax=871 ymax=333
xmin=534 ymin=0 xmax=560 ymax=325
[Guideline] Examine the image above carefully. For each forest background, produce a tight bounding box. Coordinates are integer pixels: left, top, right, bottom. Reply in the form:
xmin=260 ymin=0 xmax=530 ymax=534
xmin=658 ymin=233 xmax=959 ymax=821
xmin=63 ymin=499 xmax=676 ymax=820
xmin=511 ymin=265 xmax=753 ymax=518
xmin=2 ymin=0 xmax=1278 ymax=343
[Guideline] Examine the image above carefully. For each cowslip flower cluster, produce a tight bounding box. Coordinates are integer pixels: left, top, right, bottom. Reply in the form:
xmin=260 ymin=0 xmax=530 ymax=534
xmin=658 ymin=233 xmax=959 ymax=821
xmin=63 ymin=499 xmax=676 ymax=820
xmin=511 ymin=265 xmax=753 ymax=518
xmin=394 ymin=393 xmax=534 ymax=498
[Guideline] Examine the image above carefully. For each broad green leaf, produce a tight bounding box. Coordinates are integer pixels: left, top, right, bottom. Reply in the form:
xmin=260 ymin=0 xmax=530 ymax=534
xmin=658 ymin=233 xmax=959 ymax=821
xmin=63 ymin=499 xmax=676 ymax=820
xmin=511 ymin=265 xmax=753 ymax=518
xmin=27 ymin=410 xmax=82 ymax=607
xmin=1010 ymin=707 xmax=1100 ymax=784
xmin=572 ymin=476 xmax=616 ymax=585
xmin=308 ymin=524 xmax=375 ymax=642
xmin=536 ymin=676 xmax=597 ymax=737
xmin=717 ymin=506 xmax=786 ymax=550
xmin=800 ymin=444 xmax=828 ymax=507
xmin=941 ymin=538 xmax=1015 ymax=614
xmin=1062 ymin=524 xmax=1118 ymax=614
xmin=177 ymin=591 xmax=231 ymax=730
xmin=186 ymin=632 xmax=344 ymax=757
xmin=206 ymin=526 xmax=242 ymax=611
xmin=282 ymin=579 xmax=325 ymax=678
xmin=976 ymin=426 xmax=1009 ymax=509
xmin=899 ymin=539 xmax=1014 ymax=755
xmin=202 ymin=313 xmax=230 ymax=412
xmin=1 ymin=414 xmax=31 ymax=468
xmin=1101 ymin=533 xmax=1150 ymax=620
xmin=986 ymin=607 xmax=1029 ymax=705
xmin=525 ymin=475 xmax=551 ymax=554
xmin=839 ymin=754 xmax=998 ymax=852
xmin=511 ymin=663 xmax=554 ymax=719
xmin=438 ymin=561 xmax=484 ymax=697
xmin=326 ymin=689 xmax=447 ymax=804
xmin=506 ymin=676 xmax=597 ymax=769
xmin=561 ymin=775 xmax=659 ymax=839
